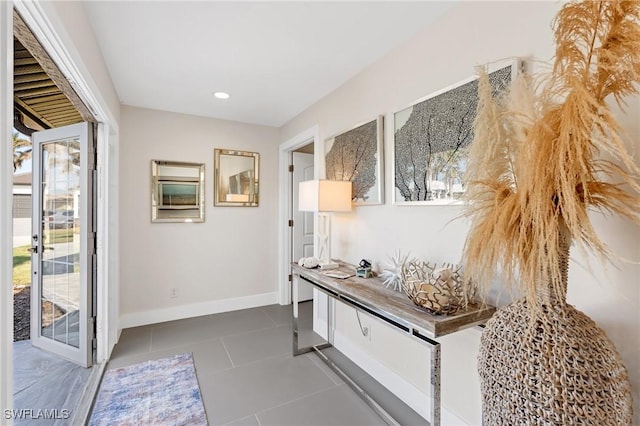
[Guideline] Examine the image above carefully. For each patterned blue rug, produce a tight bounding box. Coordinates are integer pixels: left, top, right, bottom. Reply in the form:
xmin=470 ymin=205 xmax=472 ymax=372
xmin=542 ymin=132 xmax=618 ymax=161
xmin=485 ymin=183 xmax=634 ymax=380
xmin=89 ymin=353 xmax=207 ymax=426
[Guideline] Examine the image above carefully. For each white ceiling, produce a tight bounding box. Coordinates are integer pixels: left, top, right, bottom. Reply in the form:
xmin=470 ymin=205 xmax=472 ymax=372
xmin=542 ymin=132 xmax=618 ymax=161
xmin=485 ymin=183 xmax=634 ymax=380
xmin=84 ymin=1 xmax=455 ymax=127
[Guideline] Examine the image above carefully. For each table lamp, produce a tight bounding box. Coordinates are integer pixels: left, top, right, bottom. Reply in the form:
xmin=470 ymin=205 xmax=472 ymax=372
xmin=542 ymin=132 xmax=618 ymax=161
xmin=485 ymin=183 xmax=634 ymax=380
xmin=298 ymin=180 xmax=352 ymax=269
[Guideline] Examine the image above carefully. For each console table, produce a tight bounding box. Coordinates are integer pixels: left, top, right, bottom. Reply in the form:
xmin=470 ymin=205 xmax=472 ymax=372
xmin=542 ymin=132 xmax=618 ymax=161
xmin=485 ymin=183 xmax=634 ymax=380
xmin=291 ymin=261 xmax=496 ymax=426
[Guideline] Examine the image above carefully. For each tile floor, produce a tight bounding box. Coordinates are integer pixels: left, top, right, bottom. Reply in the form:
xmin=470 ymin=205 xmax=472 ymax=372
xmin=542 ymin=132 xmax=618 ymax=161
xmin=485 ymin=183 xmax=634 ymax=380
xmin=103 ymin=304 xmax=387 ymax=426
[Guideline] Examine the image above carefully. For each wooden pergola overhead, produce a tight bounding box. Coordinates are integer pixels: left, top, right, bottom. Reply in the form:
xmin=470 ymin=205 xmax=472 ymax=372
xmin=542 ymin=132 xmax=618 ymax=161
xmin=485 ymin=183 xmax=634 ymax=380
xmin=13 ymin=9 xmax=93 ymax=130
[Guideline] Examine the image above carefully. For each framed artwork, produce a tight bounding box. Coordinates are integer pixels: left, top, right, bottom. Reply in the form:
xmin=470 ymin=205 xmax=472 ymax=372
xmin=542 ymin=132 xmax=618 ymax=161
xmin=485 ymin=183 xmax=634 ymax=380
xmin=325 ymin=116 xmax=384 ymax=205
xmin=151 ymin=160 xmax=205 ymax=223
xmin=158 ymin=182 xmax=200 ymax=209
xmin=393 ymin=59 xmax=520 ymax=205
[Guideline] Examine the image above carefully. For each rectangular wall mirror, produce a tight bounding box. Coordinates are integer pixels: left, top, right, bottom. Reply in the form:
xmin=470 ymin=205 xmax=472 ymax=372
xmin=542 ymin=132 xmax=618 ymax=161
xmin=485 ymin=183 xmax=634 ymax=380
xmin=214 ymin=149 xmax=259 ymax=207
xmin=151 ymin=160 xmax=205 ymax=222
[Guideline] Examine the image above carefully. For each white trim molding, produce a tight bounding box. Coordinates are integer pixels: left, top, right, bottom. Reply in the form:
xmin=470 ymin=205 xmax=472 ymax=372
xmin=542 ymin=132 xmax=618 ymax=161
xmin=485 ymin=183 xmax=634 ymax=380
xmin=96 ymin=123 xmax=121 ymax=363
xmin=277 ymin=125 xmax=319 ymax=305
xmin=334 ymin=330 xmax=430 ymax=419
xmin=119 ymin=292 xmax=279 ymax=329
xmin=0 ymin=1 xmax=13 ymax=419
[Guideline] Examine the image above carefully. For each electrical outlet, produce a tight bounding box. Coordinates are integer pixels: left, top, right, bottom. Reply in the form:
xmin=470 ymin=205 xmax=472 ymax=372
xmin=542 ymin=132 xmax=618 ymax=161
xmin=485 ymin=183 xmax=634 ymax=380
xmin=169 ymin=287 xmax=178 ymax=298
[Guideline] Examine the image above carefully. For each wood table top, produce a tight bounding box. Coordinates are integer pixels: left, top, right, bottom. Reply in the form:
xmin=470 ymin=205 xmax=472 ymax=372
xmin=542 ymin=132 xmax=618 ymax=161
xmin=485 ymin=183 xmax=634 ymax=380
xmin=292 ymin=261 xmax=495 ymax=338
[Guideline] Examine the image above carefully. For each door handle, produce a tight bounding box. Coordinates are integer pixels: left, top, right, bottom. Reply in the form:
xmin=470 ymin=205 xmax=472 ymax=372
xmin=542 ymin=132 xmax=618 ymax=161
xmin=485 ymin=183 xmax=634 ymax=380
xmin=28 ymin=246 xmax=52 ymax=253
xmin=30 ymin=234 xmax=39 ymax=254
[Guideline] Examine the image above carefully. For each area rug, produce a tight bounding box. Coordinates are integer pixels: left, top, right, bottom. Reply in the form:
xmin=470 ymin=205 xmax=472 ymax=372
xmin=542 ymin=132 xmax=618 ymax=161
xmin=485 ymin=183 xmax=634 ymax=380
xmin=89 ymin=352 xmax=207 ymax=426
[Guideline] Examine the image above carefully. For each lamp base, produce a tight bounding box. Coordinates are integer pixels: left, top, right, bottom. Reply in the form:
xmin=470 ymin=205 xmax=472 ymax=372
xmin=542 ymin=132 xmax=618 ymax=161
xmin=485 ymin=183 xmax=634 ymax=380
xmin=319 ymin=261 xmax=340 ymax=270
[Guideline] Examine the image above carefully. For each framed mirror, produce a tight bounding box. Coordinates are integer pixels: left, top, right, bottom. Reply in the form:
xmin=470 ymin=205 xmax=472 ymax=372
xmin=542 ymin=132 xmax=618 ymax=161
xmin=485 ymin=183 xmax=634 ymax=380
xmin=151 ymin=160 xmax=205 ymax=222
xmin=214 ymin=149 xmax=260 ymax=207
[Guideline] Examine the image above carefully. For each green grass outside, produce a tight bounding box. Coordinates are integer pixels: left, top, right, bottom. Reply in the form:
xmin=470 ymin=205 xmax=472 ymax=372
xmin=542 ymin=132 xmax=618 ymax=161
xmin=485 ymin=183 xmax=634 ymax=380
xmin=46 ymin=228 xmax=75 ymax=244
xmin=13 ymin=245 xmax=31 ymax=287
xmin=13 ymin=229 xmax=75 ymax=287
xmin=13 ymin=228 xmax=73 ymax=287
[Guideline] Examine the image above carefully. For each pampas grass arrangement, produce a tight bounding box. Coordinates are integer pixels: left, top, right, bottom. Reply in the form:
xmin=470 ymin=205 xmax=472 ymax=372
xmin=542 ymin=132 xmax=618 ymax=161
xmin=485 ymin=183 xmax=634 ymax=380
xmin=464 ymin=1 xmax=639 ymax=423
xmin=464 ymin=0 xmax=640 ymax=312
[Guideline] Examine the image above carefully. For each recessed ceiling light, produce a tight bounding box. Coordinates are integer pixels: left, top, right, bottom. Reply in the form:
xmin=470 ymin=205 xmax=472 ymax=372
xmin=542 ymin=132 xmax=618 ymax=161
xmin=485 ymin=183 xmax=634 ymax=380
xmin=213 ymin=91 xmax=230 ymax=100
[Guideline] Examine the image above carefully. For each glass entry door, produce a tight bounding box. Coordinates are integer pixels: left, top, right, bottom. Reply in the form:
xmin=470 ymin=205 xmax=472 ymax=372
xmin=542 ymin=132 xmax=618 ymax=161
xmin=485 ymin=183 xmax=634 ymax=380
xmin=31 ymin=122 xmax=95 ymax=367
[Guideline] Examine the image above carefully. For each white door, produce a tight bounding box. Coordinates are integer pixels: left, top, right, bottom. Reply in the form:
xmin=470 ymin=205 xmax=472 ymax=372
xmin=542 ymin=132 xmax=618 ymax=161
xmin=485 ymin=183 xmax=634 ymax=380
xmin=31 ymin=122 xmax=95 ymax=367
xmin=293 ymin=152 xmax=314 ymax=261
xmin=292 ymin=152 xmax=314 ymax=301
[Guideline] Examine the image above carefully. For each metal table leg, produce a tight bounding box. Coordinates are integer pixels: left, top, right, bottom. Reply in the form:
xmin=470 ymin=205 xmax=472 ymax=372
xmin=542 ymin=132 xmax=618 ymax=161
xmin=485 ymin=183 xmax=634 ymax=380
xmin=292 ymin=274 xmax=331 ymax=356
xmin=292 ymin=273 xmax=312 ymax=355
xmin=430 ymin=340 xmax=441 ymax=426
xmin=414 ymin=331 xmax=441 ymax=426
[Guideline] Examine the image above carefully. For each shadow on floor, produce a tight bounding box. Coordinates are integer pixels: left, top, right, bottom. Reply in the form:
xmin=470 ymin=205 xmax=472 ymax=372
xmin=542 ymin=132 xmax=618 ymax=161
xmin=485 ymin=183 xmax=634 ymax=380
xmin=13 ymin=340 xmax=91 ymax=425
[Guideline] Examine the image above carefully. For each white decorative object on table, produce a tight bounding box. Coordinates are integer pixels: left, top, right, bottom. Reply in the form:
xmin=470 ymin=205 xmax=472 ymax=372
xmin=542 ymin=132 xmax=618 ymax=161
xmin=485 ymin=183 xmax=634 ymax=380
xmin=298 ymin=257 xmax=319 ymax=269
xmin=380 ymin=250 xmax=413 ymax=292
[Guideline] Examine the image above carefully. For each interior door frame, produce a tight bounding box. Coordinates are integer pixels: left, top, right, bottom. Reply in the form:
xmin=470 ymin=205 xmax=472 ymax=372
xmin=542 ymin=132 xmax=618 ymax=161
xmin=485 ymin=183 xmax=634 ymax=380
xmin=278 ymin=125 xmax=319 ymax=305
xmin=31 ymin=122 xmax=95 ymax=367
xmin=292 ymin=151 xmax=315 ymax=301
xmin=2 ymin=1 xmax=120 ymax=418
xmin=13 ymin=0 xmax=120 ymax=365
xmin=278 ymin=126 xmax=331 ymax=340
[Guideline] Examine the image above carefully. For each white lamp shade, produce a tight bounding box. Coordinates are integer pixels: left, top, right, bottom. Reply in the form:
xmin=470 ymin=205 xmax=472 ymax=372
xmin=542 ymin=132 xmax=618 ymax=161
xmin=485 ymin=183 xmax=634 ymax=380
xmin=298 ymin=180 xmax=352 ymax=212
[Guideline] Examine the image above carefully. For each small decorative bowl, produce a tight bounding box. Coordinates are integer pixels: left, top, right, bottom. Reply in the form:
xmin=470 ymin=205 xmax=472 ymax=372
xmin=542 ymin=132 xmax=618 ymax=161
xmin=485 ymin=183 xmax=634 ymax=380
xmin=401 ymin=261 xmax=470 ymax=315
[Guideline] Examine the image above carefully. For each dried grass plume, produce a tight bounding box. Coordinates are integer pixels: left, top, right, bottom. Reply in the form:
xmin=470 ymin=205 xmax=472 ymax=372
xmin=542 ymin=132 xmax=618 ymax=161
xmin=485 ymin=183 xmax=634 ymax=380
xmin=463 ymin=0 xmax=640 ymax=312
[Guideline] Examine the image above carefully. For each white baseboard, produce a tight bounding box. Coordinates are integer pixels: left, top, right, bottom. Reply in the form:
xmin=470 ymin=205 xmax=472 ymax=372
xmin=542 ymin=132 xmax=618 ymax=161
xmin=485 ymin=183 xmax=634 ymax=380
xmin=333 ymin=331 xmax=469 ymax=425
xmin=119 ymin=292 xmax=278 ymax=329
xmin=334 ymin=330 xmax=430 ymax=419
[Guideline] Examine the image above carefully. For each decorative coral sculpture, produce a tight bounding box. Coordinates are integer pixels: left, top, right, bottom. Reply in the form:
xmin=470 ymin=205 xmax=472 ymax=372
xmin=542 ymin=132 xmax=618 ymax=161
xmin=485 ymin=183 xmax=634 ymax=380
xmin=402 ymin=261 xmax=468 ymax=315
xmin=380 ymin=250 xmax=413 ymax=292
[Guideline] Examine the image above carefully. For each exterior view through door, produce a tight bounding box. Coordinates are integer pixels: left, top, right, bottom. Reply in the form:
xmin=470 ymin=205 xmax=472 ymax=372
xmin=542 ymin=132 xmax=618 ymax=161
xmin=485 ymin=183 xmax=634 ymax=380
xmin=31 ymin=122 xmax=96 ymax=368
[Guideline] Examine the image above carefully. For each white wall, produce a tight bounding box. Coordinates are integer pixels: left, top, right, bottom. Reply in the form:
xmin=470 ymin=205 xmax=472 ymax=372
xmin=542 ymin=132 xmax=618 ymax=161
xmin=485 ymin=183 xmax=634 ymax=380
xmin=119 ymin=106 xmax=281 ymax=327
xmin=280 ymin=2 xmax=640 ymax=424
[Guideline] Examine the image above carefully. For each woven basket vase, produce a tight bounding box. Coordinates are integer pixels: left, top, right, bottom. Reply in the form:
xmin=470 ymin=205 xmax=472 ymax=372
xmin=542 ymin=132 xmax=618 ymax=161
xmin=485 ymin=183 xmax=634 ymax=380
xmin=478 ymin=226 xmax=633 ymax=425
